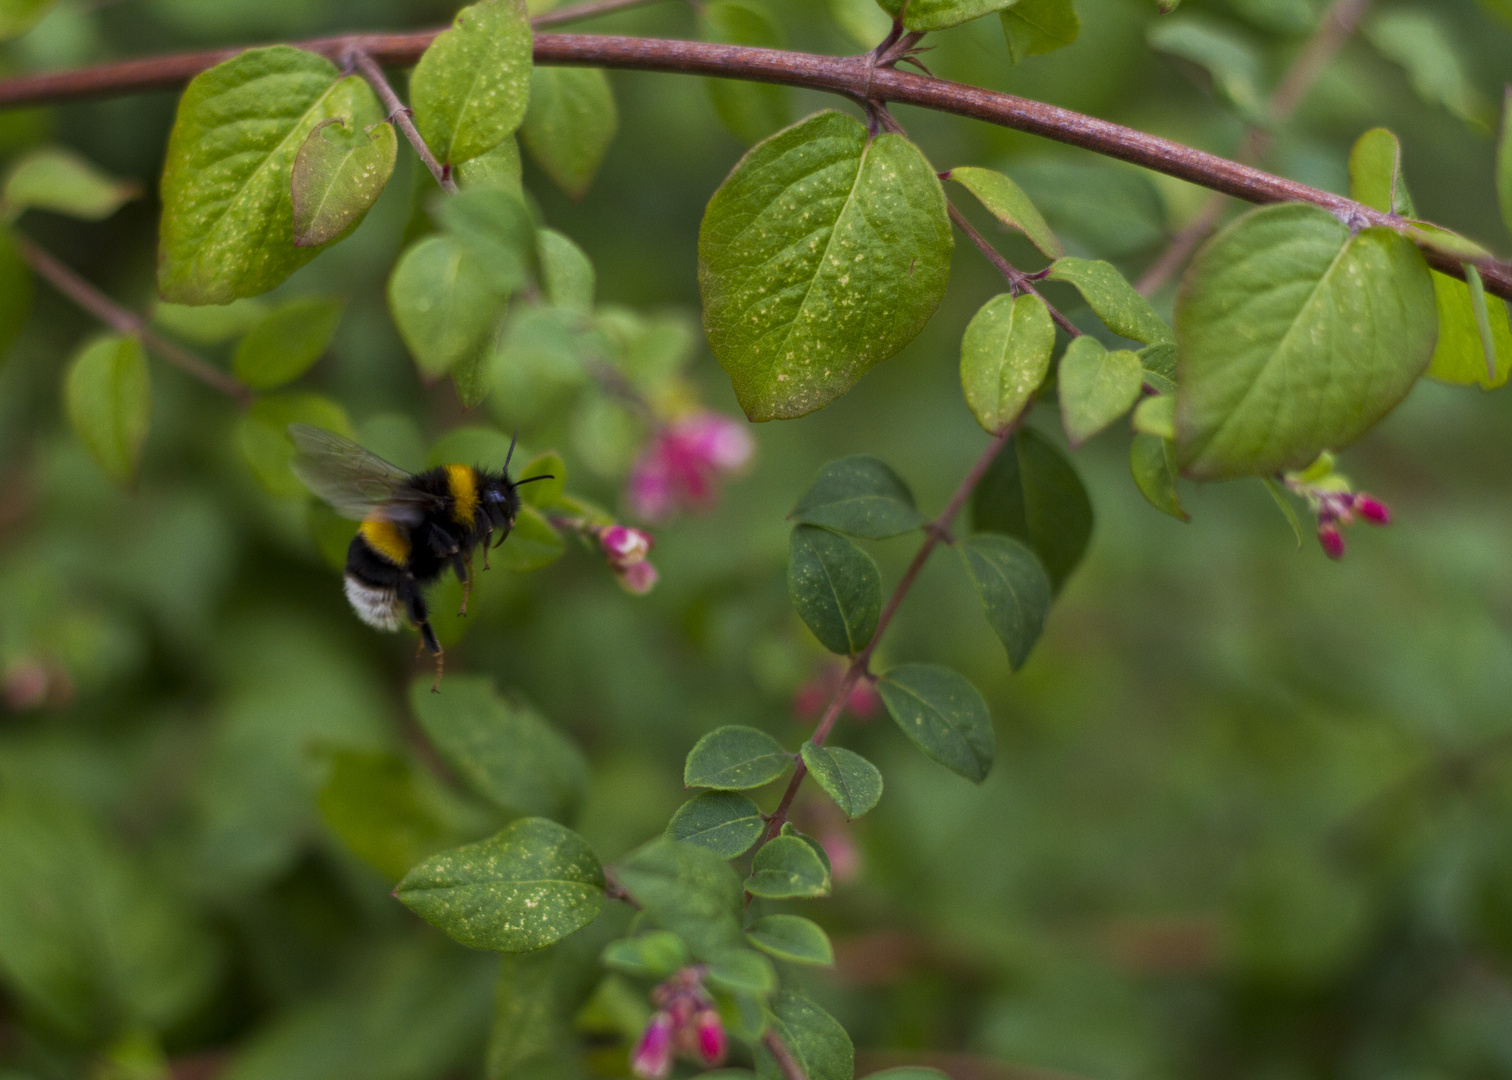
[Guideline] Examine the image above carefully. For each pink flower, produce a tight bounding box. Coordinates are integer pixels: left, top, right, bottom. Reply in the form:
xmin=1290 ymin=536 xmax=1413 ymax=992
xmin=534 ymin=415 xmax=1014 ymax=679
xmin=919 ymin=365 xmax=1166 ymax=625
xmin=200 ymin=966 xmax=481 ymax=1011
xmin=1354 ymin=494 xmax=1391 ymax=525
xmin=694 ymin=1009 xmax=726 ymax=1066
xmin=627 ymin=412 xmax=754 ymax=522
xmin=616 ymin=559 xmax=660 ymax=595
xmin=600 ymin=524 xmax=653 ymax=566
xmin=632 ymin=1012 xmax=674 ymax=1080
xmin=1318 ymin=522 xmax=1346 ymax=561
xmin=793 ymin=665 xmax=881 ymax=723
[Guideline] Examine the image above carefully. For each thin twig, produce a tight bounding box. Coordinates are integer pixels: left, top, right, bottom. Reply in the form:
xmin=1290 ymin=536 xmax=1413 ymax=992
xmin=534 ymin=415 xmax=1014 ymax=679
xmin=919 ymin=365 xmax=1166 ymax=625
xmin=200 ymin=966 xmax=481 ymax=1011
xmin=16 ymin=235 xmax=252 ymax=405
xmin=948 ymin=203 xmax=1081 ymax=337
xmin=1136 ymin=0 xmax=1375 ymax=296
xmin=346 ymin=48 xmax=456 ymax=193
xmin=763 ymin=1028 xmax=810 ymax=1080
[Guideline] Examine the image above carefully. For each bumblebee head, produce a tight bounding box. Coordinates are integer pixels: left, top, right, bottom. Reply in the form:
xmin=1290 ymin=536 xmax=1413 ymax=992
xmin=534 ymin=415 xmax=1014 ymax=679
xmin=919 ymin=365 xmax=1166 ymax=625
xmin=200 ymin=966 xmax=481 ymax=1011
xmin=480 ymin=474 xmax=523 ymax=531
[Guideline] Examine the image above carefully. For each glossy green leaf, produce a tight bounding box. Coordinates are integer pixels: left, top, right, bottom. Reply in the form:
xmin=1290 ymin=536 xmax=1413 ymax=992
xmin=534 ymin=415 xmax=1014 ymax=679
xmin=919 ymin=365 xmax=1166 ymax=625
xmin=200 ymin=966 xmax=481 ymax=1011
xmin=232 ymin=296 xmax=343 ymax=389
xmin=290 ymin=117 xmax=397 ymax=248
xmin=395 ymin=817 xmax=605 ymax=953
xmin=1428 ymin=269 xmax=1512 ymax=389
xmin=1348 ymin=128 xmax=1416 ymax=217
xmin=1000 ymin=0 xmax=1081 ymax=63
xmin=1130 ymin=434 xmax=1189 ymax=521
xmin=159 ymin=47 xmax=382 ymax=304
xmin=521 ymin=65 xmax=617 ymax=199
xmin=65 ymin=334 xmax=150 ymax=488
xmin=700 ymin=1 xmax=791 ymax=144
xmin=613 ymin=837 xmax=744 ymax=959
xmin=601 ymin=930 xmax=689 ymax=979
xmin=411 ymin=0 xmax=533 ymax=166
xmin=744 ymin=915 xmax=835 ymax=967
xmin=455 ymin=135 xmax=524 ymax=198
xmin=875 ymin=0 xmax=1017 ymax=32
xmin=958 ymin=534 xmax=1051 ymax=671
xmin=1132 ymin=394 xmax=1175 ymax=440
xmin=316 ymin=749 xmax=463 ymax=882
xmin=1147 ymin=16 xmax=1267 ymax=124
xmin=438 ymin=186 xmax=535 ymax=294
xmin=790 ymin=455 xmax=924 ymax=539
xmin=1047 ymin=258 xmax=1173 ymax=345
xmin=1139 ymin=341 xmax=1177 ymax=394
xmin=704 ymin=948 xmax=778 ymax=998
xmin=153 ymin=297 xmax=267 ymax=344
xmin=745 ymin=834 xmax=831 ymax=899
xmin=1174 ymin=203 xmax=1437 ymax=480
xmin=667 ymin=791 xmax=766 ymax=858
xmin=788 ymin=525 xmax=881 ymax=656
xmin=1364 ymin=9 xmax=1488 ymax=127
xmin=236 ymin=392 xmax=352 ymax=497
xmin=971 ymin=426 xmax=1092 ymax=592
xmin=3 ymin=147 xmax=138 ymax=221
xmin=0 ymin=227 xmax=31 ymax=362
xmin=1058 ymin=336 xmax=1143 ymax=447
xmin=0 ymin=0 xmax=58 ymax=39
xmin=960 ymin=292 xmax=1055 ymax=434
xmin=756 ymin=992 xmax=854 ymax=1080
xmin=799 ymin=744 xmax=882 ymax=818
xmin=1499 ymin=89 xmax=1512 ymax=236
xmin=699 ymin=110 xmax=952 ymax=420
xmin=948 ymin=166 xmax=1063 ymax=259
xmin=877 ymin=663 xmax=994 ymax=783
xmin=410 ymin=675 xmax=588 ymax=820
xmin=537 ymin=228 xmax=595 ymax=313
xmin=388 ymin=234 xmax=506 ymax=379
xmin=685 ymin=725 xmax=792 ymax=790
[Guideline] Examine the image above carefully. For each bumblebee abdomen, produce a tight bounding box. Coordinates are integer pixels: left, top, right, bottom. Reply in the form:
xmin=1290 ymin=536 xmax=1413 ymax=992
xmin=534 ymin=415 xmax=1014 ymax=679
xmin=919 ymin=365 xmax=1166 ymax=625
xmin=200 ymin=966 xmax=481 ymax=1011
xmin=358 ymin=516 xmax=412 ymax=565
xmin=344 ymin=574 xmax=403 ymax=631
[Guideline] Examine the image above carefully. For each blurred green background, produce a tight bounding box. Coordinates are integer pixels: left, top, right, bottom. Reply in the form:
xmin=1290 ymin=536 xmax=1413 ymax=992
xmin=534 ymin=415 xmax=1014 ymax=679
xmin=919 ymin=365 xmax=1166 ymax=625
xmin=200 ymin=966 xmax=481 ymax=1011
xmin=2 ymin=0 xmax=1512 ymax=1077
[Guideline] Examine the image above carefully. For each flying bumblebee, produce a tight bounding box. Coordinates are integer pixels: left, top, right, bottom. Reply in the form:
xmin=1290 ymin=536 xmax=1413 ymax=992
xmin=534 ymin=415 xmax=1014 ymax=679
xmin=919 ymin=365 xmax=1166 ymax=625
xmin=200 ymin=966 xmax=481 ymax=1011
xmin=288 ymin=423 xmax=549 ymax=689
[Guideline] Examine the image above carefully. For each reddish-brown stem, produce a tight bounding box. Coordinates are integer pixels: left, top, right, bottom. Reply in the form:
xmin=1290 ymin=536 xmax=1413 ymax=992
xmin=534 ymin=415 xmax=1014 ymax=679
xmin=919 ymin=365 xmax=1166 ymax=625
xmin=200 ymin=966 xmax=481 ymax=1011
xmin=947 ymin=203 xmax=1081 ymax=337
xmin=347 ymin=48 xmax=456 ymax=194
xmin=762 ymin=1027 xmax=810 ymax=1080
xmin=750 ymin=422 xmax=1019 ymax=873
xmin=16 ymin=235 xmax=252 ymax=405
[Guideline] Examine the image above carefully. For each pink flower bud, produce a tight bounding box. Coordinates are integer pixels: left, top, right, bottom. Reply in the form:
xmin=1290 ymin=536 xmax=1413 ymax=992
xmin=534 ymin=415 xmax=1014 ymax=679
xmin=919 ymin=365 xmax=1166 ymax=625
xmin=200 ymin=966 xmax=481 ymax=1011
xmin=821 ymin=826 xmax=862 ymax=884
xmin=601 ymin=524 xmax=653 ymax=566
xmin=632 ymin=1012 xmax=674 ymax=1080
xmin=680 ymin=413 xmax=754 ymax=473
xmin=1353 ymin=494 xmax=1391 ymax=526
xmin=1318 ymin=523 xmax=1346 ymax=561
xmin=616 ymin=559 xmax=660 ymax=595
xmin=694 ymin=1009 xmax=727 ymax=1066
xmin=846 ymin=680 xmax=881 ymax=720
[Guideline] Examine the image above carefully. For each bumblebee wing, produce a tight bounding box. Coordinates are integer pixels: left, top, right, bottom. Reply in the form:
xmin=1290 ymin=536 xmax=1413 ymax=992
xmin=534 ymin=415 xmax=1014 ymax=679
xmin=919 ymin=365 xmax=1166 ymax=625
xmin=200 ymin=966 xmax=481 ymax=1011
xmin=287 ymin=423 xmax=437 ymax=523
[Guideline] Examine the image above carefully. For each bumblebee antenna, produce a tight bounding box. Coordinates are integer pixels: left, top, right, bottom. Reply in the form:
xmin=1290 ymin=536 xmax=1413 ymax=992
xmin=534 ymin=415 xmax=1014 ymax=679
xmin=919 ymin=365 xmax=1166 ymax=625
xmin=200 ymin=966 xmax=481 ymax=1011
xmin=504 ymin=431 xmax=518 ymax=473
xmin=514 ymin=474 xmax=555 ymax=486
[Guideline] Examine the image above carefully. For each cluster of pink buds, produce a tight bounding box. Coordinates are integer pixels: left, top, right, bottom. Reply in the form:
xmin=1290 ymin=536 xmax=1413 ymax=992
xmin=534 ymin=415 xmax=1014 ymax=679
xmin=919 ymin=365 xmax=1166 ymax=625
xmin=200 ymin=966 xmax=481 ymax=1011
xmin=792 ymin=663 xmax=881 ymax=724
xmin=1313 ymin=491 xmax=1391 ymax=561
xmin=631 ymin=967 xmax=726 ymax=1079
xmin=599 ymin=524 xmax=659 ymax=594
xmin=628 ymin=411 xmax=754 ymax=522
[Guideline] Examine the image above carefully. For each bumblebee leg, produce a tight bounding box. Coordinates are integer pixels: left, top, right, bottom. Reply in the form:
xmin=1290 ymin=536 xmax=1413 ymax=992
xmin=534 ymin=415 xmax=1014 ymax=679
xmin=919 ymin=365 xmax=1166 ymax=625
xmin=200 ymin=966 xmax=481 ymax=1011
xmin=403 ymin=578 xmax=444 ymax=690
xmin=481 ymin=528 xmax=492 ymax=571
xmin=428 ymin=524 xmax=461 ymax=560
xmin=456 ymin=551 xmax=474 ymax=618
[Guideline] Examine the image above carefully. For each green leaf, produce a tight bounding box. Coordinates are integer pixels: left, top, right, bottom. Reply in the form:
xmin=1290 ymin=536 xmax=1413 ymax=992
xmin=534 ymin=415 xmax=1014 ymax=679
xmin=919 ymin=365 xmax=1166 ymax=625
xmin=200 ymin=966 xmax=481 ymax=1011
xmin=395 ymin=817 xmax=605 ymax=953
xmin=755 ymin=992 xmax=854 ymax=1080
xmin=65 ymin=334 xmax=151 ymax=488
xmin=875 ymin=0 xmax=1017 ymax=32
xmin=685 ymin=725 xmax=792 ymax=790
xmin=1139 ymin=341 xmax=1177 ymax=394
xmin=1364 ymin=9 xmax=1489 ymax=128
xmin=1428 ymin=269 xmax=1512 ymax=389
xmin=700 ymin=110 xmax=953 ymax=420
xmin=521 ymin=65 xmax=617 ymax=199
xmin=488 ymin=305 xmax=587 ymax=422
xmin=613 ymin=837 xmax=744 ymax=959
xmin=601 ymin=930 xmax=689 ymax=979
xmin=1174 ymin=203 xmax=1437 ymax=480
xmin=517 ymin=449 xmax=566 ymax=507
xmin=1000 ymin=0 xmax=1080 ymax=63
xmin=1130 ymin=434 xmax=1189 ymax=521
xmin=455 ymin=136 xmax=524 ymax=198
xmin=790 ymin=455 xmax=924 ymax=539
xmin=153 ymin=297 xmax=268 ymax=344
xmin=960 ymin=292 xmax=1055 ymax=434
xmin=492 ymin=924 xmax=621 ymax=1078
xmin=788 ymin=525 xmax=882 ymax=656
xmin=410 ymin=675 xmax=588 ymax=819
xmin=0 ymin=226 xmax=30 ymax=362
xmin=704 ymin=948 xmax=778 ymax=998
xmin=537 ymin=228 xmax=595 ymax=313
xmin=236 ymin=392 xmax=352 ymax=497
xmin=411 ymin=0 xmax=534 ymax=166
xmin=700 ymin=1 xmax=791 ymax=144
xmin=1046 ymin=258 xmax=1173 ymax=345
xmin=1011 ymin=156 xmax=1167 ymax=259
xmin=877 ymin=663 xmax=994 ymax=783
xmin=745 ymin=834 xmax=831 ymax=899
xmin=1500 ymin=89 xmax=1512 ymax=237
xmin=1132 ymin=394 xmax=1175 ymax=440
xmin=3 ymin=147 xmax=138 ymax=221
xmin=316 ymin=749 xmax=463 ymax=883
xmin=438 ymin=186 xmax=536 ymax=294
xmin=1347 ymin=128 xmax=1416 ymax=216
xmin=744 ymin=915 xmax=835 ymax=967
xmin=290 ymin=117 xmax=397 ymax=248
xmin=388 ymin=234 xmax=506 ymax=379
xmin=158 ymin=47 xmax=382 ymax=304
xmin=799 ymin=744 xmax=882 ymax=818
xmin=948 ymin=166 xmax=1063 ymax=260
xmin=0 ymin=0 xmax=58 ymax=39
xmin=1260 ymin=475 xmax=1303 ymax=547
xmin=828 ymin=0 xmax=892 ymax=47
xmin=667 ymin=791 xmax=766 ymax=858
xmin=1147 ymin=16 xmax=1268 ymax=125
xmin=972 ymin=427 xmax=1092 ymax=592
xmin=231 ymin=296 xmax=343 ymax=389
xmin=958 ymin=534 xmax=1051 ymax=671
xmin=1058 ymin=336 xmax=1143 ymax=447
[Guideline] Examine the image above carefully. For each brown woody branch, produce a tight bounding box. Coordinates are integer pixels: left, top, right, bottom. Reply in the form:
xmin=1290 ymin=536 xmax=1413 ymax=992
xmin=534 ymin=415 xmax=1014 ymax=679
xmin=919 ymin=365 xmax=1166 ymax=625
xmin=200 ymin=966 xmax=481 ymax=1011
xmin=0 ymin=31 xmax=1503 ymax=298
xmin=346 ymin=48 xmax=456 ymax=193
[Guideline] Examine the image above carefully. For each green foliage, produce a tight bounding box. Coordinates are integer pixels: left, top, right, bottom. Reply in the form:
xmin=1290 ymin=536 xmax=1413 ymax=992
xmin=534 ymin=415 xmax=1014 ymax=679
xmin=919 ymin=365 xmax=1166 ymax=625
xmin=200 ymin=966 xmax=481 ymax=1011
xmin=799 ymin=743 xmax=883 ymax=818
xmin=744 ymin=915 xmax=834 ymax=967
xmin=1130 ymin=433 xmax=1189 ymax=521
xmin=685 ymin=725 xmax=793 ymax=790
xmin=232 ymin=296 xmax=343 ymax=389
xmin=0 ymin=0 xmax=58 ymax=40
xmin=971 ymin=427 xmax=1092 ymax=591
xmin=2 ymin=147 xmax=137 ymax=221
xmin=699 ymin=111 xmax=952 ymax=420
xmin=960 ymin=293 xmax=1054 ymax=434
xmin=746 ymin=833 xmax=832 ymax=898
xmin=877 ymin=663 xmax=993 ymax=783
xmin=316 ymin=749 xmax=471 ymax=882
xmin=1429 ymin=270 xmax=1512 ymax=389
xmin=958 ymin=533 xmax=1051 ymax=671
xmin=1046 ymin=258 xmax=1172 ymax=346
xmin=411 ymin=0 xmax=533 ymax=166
xmin=388 ymin=235 xmax=504 ymax=378
xmin=1146 ymin=16 xmax=1267 ymax=124
xmin=537 ymin=228 xmax=595 ymax=312
xmin=395 ymin=817 xmax=605 ymax=952
xmin=613 ymin=838 xmax=743 ymax=960
xmin=64 ymin=334 xmax=150 ymax=487
xmin=788 ymin=525 xmax=881 ymax=655
xmin=290 ymin=117 xmax=397 ymax=248
xmin=158 ymin=47 xmax=381 ymax=303
xmin=602 ymin=930 xmax=689 ymax=979
xmin=1364 ymin=9 xmax=1489 ymax=127
xmin=667 ymin=791 xmax=766 ymax=857
xmin=875 ymin=0 xmax=1016 ymax=32
xmin=1500 ymin=91 xmax=1512 ymax=236
xmin=704 ymin=948 xmax=778 ymax=998
xmin=700 ymin=1 xmax=791 ymax=144
xmin=1348 ymin=128 xmax=1416 ymax=217
xmin=1000 ymin=0 xmax=1080 ymax=63
xmin=1057 ymin=335 xmax=1143 ymax=447
xmin=1175 ymin=203 xmax=1437 ymax=480
xmin=948 ymin=166 xmax=1063 ymax=259
xmin=790 ymin=455 xmax=924 ymax=539
xmin=756 ymin=992 xmax=853 ymax=1080
xmin=521 ymin=66 xmax=617 ymax=199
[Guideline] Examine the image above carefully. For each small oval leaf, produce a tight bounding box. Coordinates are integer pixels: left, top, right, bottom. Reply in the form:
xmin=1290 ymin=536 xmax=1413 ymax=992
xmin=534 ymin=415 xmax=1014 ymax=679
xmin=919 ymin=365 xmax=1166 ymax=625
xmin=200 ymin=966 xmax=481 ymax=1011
xmin=1047 ymin=257 xmax=1173 ymax=345
xmin=685 ymin=726 xmax=792 ymax=790
xmin=1058 ymin=336 xmax=1143 ymax=447
xmin=960 ymin=292 xmax=1055 ymax=434
xmin=65 ymin=334 xmax=151 ymax=487
xmin=948 ymin=166 xmax=1063 ymax=259
xmin=3 ymin=147 xmax=138 ymax=221
xmin=788 ymin=525 xmax=881 ymax=656
xmin=877 ymin=663 xmax=994 ymax=783
xmin=744 ymin=915 xmax=835 ymax=967
xmin=232 ymin=296 xmax=344 ymax=389
xmin=291 ymin=117 xmax=398 ymax=247
xmin=388 ymin=234 xmax=506 ymax=379
xmin=1131 ymin=434 xmax=1190 ymax=522
xmin=667 ymin=791 xmax=766 ymax=858
xmin=971 ymin=427 xmax=1092 ymax=593
xmin=958 ymin=534 xmax=1051 ymax=672
xmin=521 ymin=65 xmax=617 ymax=199
xmin=799 ymin=743 xmax=882 ymax=818
xmin=745 ymin=835 xmax=831 ymax=899
xmin=790 ymin=455 xmax=924 ymax=539
xmin=411 ymin=0 xmax=534 ymax=166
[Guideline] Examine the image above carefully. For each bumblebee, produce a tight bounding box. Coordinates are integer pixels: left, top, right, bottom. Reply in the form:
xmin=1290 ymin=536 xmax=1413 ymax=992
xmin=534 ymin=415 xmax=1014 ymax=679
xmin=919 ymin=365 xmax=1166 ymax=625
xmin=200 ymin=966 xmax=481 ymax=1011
xmin=288 ymin=424 xmax=549 ymax=689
